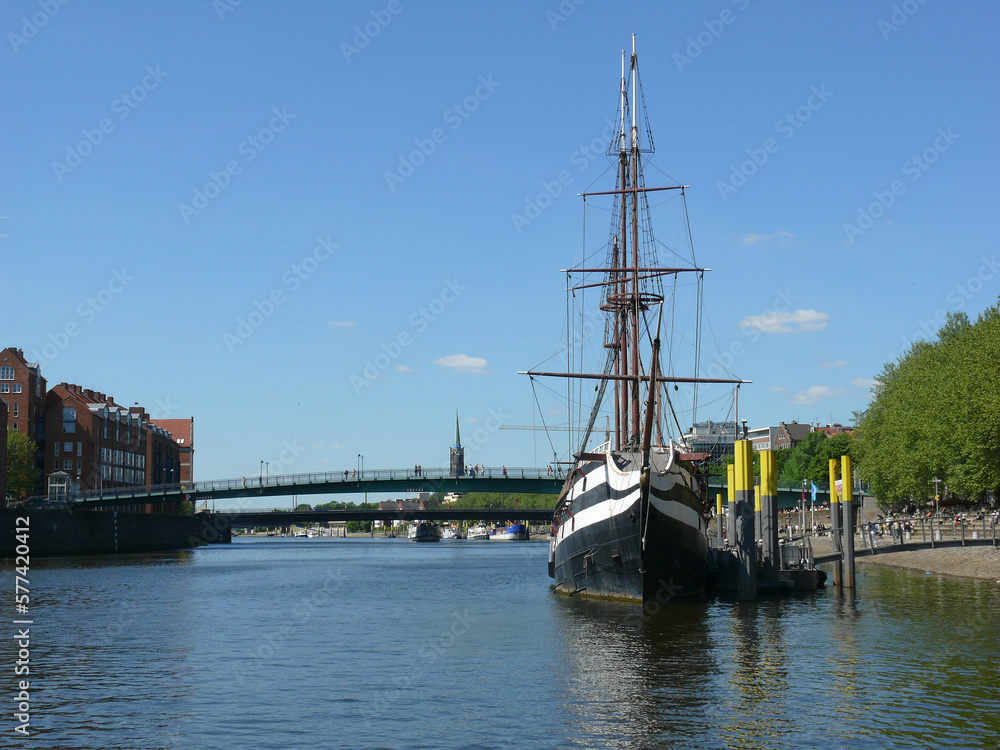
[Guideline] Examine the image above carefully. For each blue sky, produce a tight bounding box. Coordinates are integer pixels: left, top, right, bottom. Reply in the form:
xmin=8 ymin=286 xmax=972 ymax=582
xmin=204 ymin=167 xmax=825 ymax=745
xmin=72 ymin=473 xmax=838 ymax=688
xmin=2 ymin=1 xmax=998 ymax=506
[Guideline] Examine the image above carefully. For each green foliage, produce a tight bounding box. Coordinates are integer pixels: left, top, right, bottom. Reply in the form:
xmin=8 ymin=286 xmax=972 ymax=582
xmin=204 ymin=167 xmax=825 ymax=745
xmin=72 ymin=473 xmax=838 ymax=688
xmin=854 ymin=303 xmax=1000 ymax=502
xmin=777 ymin=431 xmax=853 ymax=487
xmin=446 ymin=492 xmax=557 ymax=510
xmin=5 ymin=430 xmax=39 ymax=501
xmin=294 ymin=503 xmax=315 ymax=512
xmin=177 ymin=500 xmax=194 ymax=516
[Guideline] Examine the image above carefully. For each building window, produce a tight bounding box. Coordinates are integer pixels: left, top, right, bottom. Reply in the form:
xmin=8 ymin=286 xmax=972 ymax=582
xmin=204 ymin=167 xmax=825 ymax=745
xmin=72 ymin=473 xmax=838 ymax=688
xmin=77 ymin=460 xmax=82 ymax=473
xmin=64 ymin=442 xmax=73 ymax=453
xmin=54 ymin=443 xmax=60 ymax=456
xmin=11 ymin=403 xmax=18 ymax=418
xmin=63 ymin=460 xmax=72 ymax=471
xmin=12 ymin=383 xmax=21 ymax=393
xmin=0 ymin=384 xmax=7 ymax=393
xmin=0 ymin=366 xmax=12 ymax=380
xmin=77 ymin=443 xmax=83 ymax=457
xmin=12 ymin=422 xmax=16 ymax=430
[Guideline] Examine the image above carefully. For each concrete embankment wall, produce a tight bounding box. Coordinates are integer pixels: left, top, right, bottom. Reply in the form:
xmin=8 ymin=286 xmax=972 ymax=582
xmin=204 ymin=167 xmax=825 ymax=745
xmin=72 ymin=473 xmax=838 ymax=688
xmin=0 ymin=509 xmax=230 ymax=558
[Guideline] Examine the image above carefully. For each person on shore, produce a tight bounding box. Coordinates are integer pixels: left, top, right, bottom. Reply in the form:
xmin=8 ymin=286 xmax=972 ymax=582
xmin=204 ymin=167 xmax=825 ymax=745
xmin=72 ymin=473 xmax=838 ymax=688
xmin=502 ymin=465 xmax=508 ymax=478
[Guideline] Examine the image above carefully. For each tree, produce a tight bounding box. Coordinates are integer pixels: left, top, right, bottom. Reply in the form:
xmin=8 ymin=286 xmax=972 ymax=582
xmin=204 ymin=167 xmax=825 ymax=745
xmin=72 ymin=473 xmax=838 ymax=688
xmin=6 ymin=430 xmax=39 ymax=502
xmin=854 ymin=300 xmax=1000 ymax=503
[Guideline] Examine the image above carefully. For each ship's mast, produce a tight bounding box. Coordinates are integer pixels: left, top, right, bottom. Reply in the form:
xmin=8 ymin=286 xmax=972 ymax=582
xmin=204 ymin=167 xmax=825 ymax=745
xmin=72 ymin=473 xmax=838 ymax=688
xmin=629 ymin=34 xmax=641 ymax=444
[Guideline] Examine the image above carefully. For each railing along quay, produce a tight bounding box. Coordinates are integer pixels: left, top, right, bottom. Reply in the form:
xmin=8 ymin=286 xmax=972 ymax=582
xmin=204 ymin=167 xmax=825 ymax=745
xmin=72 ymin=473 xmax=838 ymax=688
xmin=813 ymin=514 xmax=999 ymax=564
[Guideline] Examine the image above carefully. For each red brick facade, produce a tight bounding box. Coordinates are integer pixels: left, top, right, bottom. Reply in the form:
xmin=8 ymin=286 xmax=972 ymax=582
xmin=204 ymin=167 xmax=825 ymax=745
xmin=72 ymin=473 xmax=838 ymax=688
xmin=0 ymin=399 xmax=7 ymax=507
xmin=44 ymin=384 xmax=182 ymax=505
xmin=150 ymin=418 xmax=194 ymax=482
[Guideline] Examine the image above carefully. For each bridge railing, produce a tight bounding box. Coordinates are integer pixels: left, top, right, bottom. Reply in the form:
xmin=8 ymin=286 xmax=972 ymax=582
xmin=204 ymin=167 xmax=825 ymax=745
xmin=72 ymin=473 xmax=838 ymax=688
xmin=23 ymin=465 xmax=562 ymax=506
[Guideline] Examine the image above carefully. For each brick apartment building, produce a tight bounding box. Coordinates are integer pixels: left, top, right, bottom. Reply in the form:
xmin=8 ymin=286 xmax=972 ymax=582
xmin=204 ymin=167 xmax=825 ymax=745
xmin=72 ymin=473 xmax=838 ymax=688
xmin=150 ymin=418 xmax=194 ymax=483
xmin=773 ymin=421 xmax=814 ymax=450
xmin=1 ymin=347 xmax=47 ymax=479
xmin=0 ymin=399 xmax=7 ymax=506
xmin=43 ymin=383 xmax=183 ymax=499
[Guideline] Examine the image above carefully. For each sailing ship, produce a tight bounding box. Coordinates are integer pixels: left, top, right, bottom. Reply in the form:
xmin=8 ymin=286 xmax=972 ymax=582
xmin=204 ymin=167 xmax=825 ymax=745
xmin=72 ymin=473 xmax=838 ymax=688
xmin=524 ymin=36 xmax=743 ymax=603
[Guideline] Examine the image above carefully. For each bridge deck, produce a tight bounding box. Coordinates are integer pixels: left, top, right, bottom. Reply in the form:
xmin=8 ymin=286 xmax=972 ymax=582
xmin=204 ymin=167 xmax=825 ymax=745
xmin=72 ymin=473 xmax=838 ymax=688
xmin=27 ymin=466 xmax=566 ymax=509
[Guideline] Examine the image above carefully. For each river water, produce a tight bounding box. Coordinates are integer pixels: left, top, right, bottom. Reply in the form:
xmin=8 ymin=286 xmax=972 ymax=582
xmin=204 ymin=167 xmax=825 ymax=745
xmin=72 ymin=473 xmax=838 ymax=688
xmin=2 ymin=537 xmax=999 ymax=749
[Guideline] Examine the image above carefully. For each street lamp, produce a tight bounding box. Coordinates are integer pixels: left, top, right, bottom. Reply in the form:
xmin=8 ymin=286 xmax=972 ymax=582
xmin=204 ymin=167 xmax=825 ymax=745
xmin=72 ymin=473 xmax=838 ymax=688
xmin=932 ymin=477 xmax=942 ymax=515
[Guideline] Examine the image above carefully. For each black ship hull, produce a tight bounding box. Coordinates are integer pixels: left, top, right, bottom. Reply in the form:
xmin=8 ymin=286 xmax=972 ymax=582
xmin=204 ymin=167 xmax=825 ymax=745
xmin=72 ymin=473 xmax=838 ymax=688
xmin=548 ymin=450 xmax=709 ymax=602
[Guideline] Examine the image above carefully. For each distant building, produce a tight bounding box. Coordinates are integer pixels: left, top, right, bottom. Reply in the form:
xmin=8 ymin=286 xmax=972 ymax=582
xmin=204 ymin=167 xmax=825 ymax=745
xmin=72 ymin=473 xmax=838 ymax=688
xmin=815 ymin=423 xmax=853 ymax=438
xmin=151 ymin=418 xmax=195 ymax=482
xmin=43 ymin=384 xmax=181 ymax=504
xmin=683 ymin=420 xmax=737 ymax=462
xmin=1 ymin=347 xmax=47 ymax=486
xmin=0 ymin=399 xmax=7 ymax=506
xmin=449 ymin=410 xmax=465 ymax=476
xmin=747 ymin=426 xmax=779 ymax=452
xmin=774 ymin=421 xmax=813 ymax=450
xmin=0 ymin=347 xmax=47 ymax=443
xmin=442 ymin=492 xmax=464 ymax=504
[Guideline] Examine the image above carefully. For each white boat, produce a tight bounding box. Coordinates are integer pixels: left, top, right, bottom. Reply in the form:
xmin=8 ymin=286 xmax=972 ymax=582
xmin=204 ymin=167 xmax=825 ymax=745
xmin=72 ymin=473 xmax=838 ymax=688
xmin=466 ymin=524 xmax=489 ymax=540
xmin=490 ymin=523 xmax=529 ymax=541
xmin=408 ymin=522 xmax=443 ymax=542
xmin=441 ymin=527 xmax=463 ymax=540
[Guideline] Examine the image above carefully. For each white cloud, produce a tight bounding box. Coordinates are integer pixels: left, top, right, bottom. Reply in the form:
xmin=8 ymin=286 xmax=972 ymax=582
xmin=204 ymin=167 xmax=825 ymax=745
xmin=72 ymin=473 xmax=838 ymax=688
xmin=433 ymin=354 xmax=488 ymax=374
xmin=820 ymin=360 xmax=849 ymax=368
xmin=740 ymin=230 xmax=795 ymax=245
xmin=789 ymin=386 xmax=848 ymax=406
xmin=328 ymin=320 xmax=357 ymax=328
xmin=768 ymin=386 xmax=788 ymax=393
xmin=331 ymin=443 xmax=347 ymax=449
xmin=395 ymin=364 xmax=413 ymax=373
xmin=850 ymin=377 xmax=877 ymax=390
xmin=739 ymin=309 xmax=829 ymax=334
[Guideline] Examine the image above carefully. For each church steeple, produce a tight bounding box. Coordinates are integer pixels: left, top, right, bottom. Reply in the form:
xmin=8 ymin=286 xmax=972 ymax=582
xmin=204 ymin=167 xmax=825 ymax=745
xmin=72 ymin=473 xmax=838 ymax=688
xmin=450 ymin=410 xmax=465 ymax=476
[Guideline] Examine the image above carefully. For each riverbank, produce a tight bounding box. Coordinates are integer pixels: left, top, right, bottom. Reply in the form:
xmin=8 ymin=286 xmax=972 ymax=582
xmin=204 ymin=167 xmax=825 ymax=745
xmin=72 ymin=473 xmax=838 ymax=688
xmin=809 ymin=535 xmax=1000 ymax=581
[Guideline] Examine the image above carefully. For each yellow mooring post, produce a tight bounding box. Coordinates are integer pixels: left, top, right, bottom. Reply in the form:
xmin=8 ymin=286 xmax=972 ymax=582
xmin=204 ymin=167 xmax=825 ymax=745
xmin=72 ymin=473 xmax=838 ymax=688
xmin=760 ymin=450 xmax=779 ymax=581
xmin=716 ymin=493 xmax=724 ymax=545
xmin=829 ymin=458 xmax=842 ymax=587
xmin=727 ymin=463 xmax=737 ymax=545
xmin=735 ymin=440 xmax=757 ymax=600
xmin=841 ymin=455 xmax=856 ymax=588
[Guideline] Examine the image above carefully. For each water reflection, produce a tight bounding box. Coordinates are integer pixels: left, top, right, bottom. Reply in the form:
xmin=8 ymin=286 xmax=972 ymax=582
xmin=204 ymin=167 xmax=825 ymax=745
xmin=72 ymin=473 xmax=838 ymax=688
xmin=551 ymin=594 xmax=717 ymax=748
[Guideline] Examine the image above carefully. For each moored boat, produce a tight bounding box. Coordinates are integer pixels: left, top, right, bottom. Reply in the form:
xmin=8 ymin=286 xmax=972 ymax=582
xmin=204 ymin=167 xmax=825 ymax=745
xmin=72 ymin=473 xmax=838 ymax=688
xmin=490 ymin=523 xmax=529 ymax=541
xmin=523 ymin=36 xmax=744 ymax=603
xmin=466 ymin=524 xmax=490 ymax=540
xmin=408 ymin=522 xmax=443 ymax=542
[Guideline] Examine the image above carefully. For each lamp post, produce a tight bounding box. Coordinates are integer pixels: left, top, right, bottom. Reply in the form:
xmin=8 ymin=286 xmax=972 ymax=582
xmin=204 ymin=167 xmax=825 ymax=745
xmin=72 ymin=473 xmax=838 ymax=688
xmin=932 ymin=477 xmax=942 ymax=515
xmin=358 ymin=454 xmax=365 ymax=506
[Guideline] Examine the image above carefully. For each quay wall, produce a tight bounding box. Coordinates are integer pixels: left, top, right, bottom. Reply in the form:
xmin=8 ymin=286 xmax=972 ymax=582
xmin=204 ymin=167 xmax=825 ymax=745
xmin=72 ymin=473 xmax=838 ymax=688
xmin=0 ymin=509 xmax=230 ymax=558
